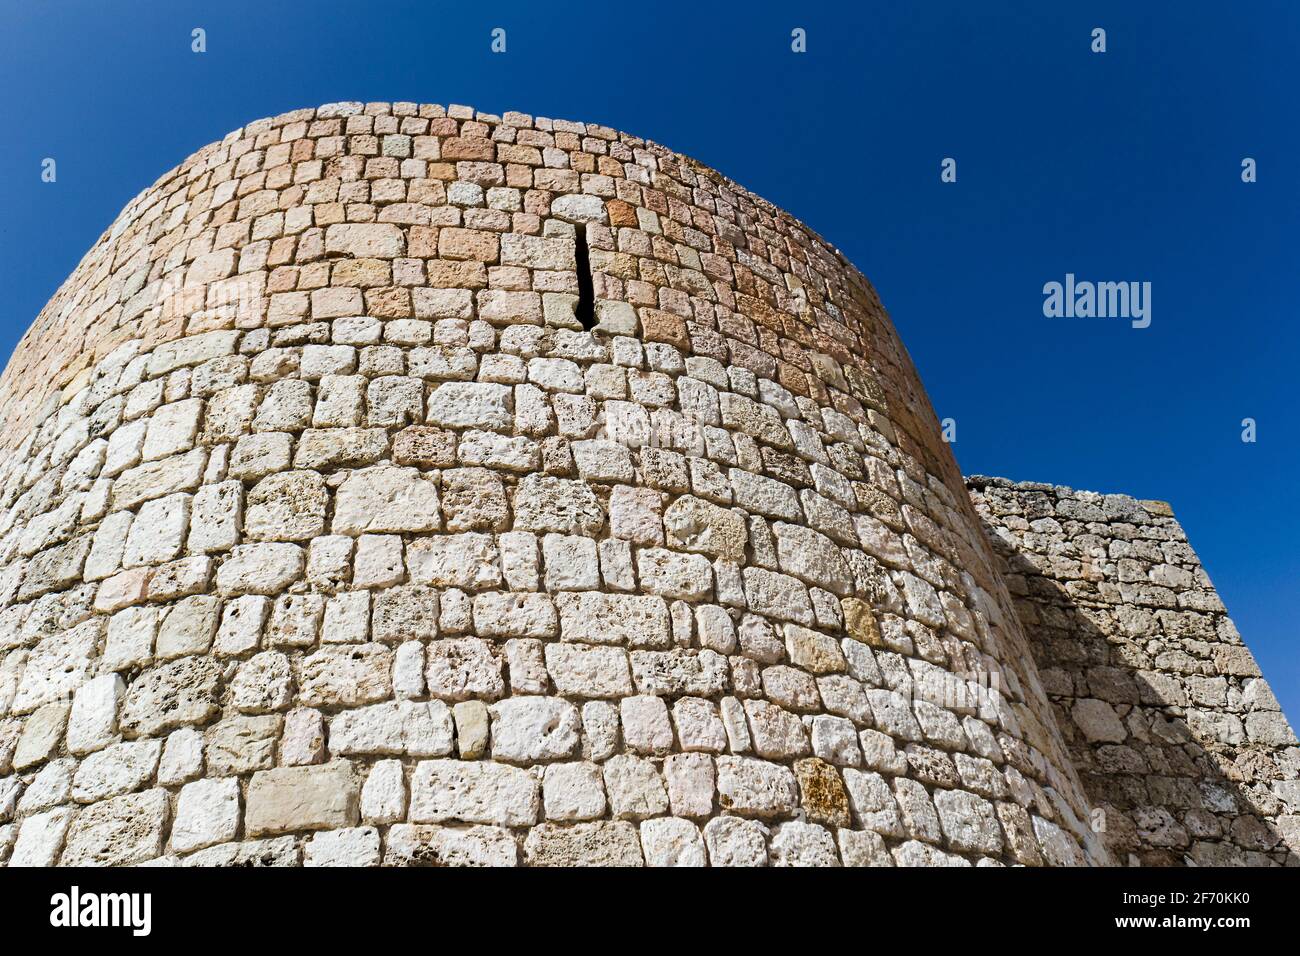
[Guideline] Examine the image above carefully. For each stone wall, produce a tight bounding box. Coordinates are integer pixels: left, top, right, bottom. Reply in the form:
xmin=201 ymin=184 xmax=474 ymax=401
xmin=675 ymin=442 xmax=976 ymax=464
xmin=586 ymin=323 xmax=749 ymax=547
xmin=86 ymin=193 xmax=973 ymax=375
xmin=0 ymin=99 xmax=1222 ymax=867
xmin=968 ymin=477 xmax=1299 ymax=865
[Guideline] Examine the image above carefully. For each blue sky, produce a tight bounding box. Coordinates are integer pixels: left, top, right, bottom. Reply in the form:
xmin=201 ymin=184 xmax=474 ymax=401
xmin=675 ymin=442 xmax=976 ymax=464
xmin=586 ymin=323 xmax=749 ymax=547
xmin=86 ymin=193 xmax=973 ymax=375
xmin=1 ymin=1 xmax=1296 ymax=716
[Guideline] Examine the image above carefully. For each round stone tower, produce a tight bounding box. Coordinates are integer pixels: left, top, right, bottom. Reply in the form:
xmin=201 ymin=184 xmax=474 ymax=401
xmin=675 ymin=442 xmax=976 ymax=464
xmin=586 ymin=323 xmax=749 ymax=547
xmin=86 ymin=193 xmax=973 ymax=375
xmin=0 ymin=102 xmax=1109 ymax=867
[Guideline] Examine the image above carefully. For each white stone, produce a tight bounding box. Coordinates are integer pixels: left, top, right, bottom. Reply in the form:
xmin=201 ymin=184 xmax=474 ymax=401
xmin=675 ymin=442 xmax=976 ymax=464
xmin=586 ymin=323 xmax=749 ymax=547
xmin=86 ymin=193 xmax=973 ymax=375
xmin=715 ymin=757 xmax=798 ymax=818
xmin=71 ymin=739 xmax=162 ymax=803
xmin=393 ymin=640 xmax=426 ymax=698
xmin=542 ymin=762 xmax=607 ymax=821
xmin=65 ymin=674 xmax=126 ymax=755
xmin=142 ymin=399 xmax=203 ymax=461
xmin=321 ymin=590 xmax=369 ymax=642
xmin=489 ymin=697 xmax=580 ymax=763
xmin=230 ymin=651 xmax=294 ymax=713
xmin=9 ymin=806 xmax=77 ymax=866
xmin=122 ymin=493 xmax=190 ymax=567
xmin=544 ymin=643 xmax=633 ymax=699
xmin=188 ymin=480 xmax=243 ymax=553
xmin=671 ymin=697 xmax=728 ymax=753
xmin=361 ymin=759 xmax=407 ymax=823
xmin=426 ymin=382 xmax=513 ymax=431
xmin=333 ymin=465 xmax=441 ymax=535
xmin=620 ymin=695 xmax=675 ymax=754
xmin=541 ymin=533 xmax=600 ymax=590
xmin=245 ymin=471 xmax=327 ymax=541
xmin=636 ymin=548 xmax=713 ymax=600
xmin=353 ymin=534 xmax=404 ymax=588
xmin=173 ymin=777 xmax=241 ymax=853
xmin=409 ymin=759 xmax=539 ymax=826
xmin=425 ymin=638 xmax=505 ymax=702
xmin=213 ymin=595 xmax=269 ymax=656
xmin=769 ymin=821 xmax=840 ymax=866
xmin=328 ymin=700 xmax=454 ymax=757
xmin=640 ymin=817 xmax=707 ymax=867
xmin=158 ymin=728 xmax=204 ymax=786
xmin=407 ymin=533 xmax=500 ymax=590
xmin=216 ymin=543 xmax=305 ymax=595
xmin=385 ymin=823 xmax=518 ymax=867
xmin=304 ymin=826 xmax=381 ymax=866
xmin=664 ymin=752 xmax=716 ymax=818
xmin=702 ymin=816 xmax=769 ymax=867
xmin=603 ymin=754 xmax=669 ymax=821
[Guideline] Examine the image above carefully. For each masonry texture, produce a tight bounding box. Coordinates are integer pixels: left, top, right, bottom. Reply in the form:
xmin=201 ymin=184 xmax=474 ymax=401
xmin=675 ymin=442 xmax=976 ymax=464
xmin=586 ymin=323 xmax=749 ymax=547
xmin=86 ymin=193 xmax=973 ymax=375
xmin=0 ymin=102 xmax=1292 ymax=867
xmin=969 ymin=478 xmax=1299 ymax=865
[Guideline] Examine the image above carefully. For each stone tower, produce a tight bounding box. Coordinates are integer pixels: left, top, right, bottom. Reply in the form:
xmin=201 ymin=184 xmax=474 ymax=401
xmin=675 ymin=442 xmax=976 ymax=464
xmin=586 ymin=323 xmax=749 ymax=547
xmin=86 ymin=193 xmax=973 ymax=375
xmin=0 ymin=103 xmax=1292 ymax=867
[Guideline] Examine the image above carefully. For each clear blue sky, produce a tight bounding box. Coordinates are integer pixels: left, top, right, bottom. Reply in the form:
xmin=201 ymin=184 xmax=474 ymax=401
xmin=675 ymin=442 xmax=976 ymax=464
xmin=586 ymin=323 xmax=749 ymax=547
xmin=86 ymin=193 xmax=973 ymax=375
xmin=1 ymin=1 xmax=1296 ymax=717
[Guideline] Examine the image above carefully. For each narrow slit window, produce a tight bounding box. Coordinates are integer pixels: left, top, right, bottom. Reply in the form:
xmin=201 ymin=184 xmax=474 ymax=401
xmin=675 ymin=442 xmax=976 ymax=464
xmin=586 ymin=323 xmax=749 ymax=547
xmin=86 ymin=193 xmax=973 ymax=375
xmin=574 ymin=225 xmax=596 ymax=330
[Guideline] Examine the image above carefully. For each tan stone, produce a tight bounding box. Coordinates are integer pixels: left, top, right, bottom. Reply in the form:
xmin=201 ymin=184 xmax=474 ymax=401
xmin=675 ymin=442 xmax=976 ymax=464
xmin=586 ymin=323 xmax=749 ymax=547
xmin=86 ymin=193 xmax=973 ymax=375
xmin=245 ymin=762 xmax=359 ymax=835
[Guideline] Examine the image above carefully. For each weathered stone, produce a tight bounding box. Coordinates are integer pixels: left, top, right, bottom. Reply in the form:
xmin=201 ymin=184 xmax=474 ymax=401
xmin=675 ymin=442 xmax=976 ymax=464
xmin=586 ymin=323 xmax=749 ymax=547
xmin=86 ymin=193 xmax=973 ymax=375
xmin=245 ymin=470 xmax=328 ymax=541
xmin=407 ymin=534 xmax=500 ymax=591
xmin=72 ymin=739 xmax=161 ymax=802
xmin=523 ymin=821 xmax=643 ymax=866
xmin=630 ymin=648 xmax=729 ymax=697
xmin=304 ymin=826 xmax=382 ymax=867
xmin=120 ymin=656 xmax=221 ymax=737
xmin=545 ymin=643 xmax=634 ymax=699
xmin=384 ymin=823 xmax=518 ymax=867
xmin=543 ymin=762 xmax=607 ymax=821
xmin=716 ymin=756 xmax=798 ymax=818
xmin=205 ymin=714 xmax=281 ymax=775
xmin=61 ymin=789 xmax=169 ymax=866
xmin=12 ymin=621 xmax=99 ymax=713
xmin=328 ymin=700 xmax=454 ymax=756
xmin=2 ymin=102 xmax=1287 ymax=872
xmin=409 ymin=759 xmax=539 ymax=826
xmin=13 ymin=701 xmax=70 ymax=770
xmin=245 ymin=762 xmax=359 ymax=835
xmin=769 ymin=821 xmax=840 ymax=867
xmin=663 ymin=496 xmax=747 ymax=562
xmin=297 ymin=644 xmax=393 ymax=707
xmin=556 ymin=592 xmax=671 ymax=649
xmin=216 ymin=543 xmax=305 ymax=595
xmin=425 ymin=638 xmax=505 ymax=701
xmin=361 ymin=759 xmax=407 ymax=824
xmin=640 ymin=817 xmax=707 ymax=867
xmin=512 ymin=474 xmax=604 ymax=535
xmin=333 ymin=465 xmax=441 ymax=534
xmin=703 ymin=816 xmax=769 ymax=867
xmin=172 ymin=778 xmax=241 ymax=853
xmin=489 ymin=697 xmax=580 ymax=763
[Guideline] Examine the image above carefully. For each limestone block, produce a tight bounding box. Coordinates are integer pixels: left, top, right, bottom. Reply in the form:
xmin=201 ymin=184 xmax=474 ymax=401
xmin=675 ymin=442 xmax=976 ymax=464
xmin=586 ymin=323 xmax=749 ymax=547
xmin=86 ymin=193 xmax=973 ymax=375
xmin=542 ymin=762 xmax=607 ymax=821
xmin=333 ymin=465 xmax=441 ymax=535
xmin=172 ymin=778 xmax=241 ymax=853
xmin=523 ymin=821 xmax=643 ymax=867
xmin=304 ymin=826 xmax=381 ymax=867
xmin=245 ymin=470 xmax=328 ymax=541
xmin=61 ymin=789 xmax=169 ymax=866
xmin=297 ymin=644 xmax=393 ymax=707
xmin=384 ymin=823 xmax=518 ymax=867
xmin=409 ymin=759 xmax=539 ymax=826
xmin=489 ymin=696 xmax=579 ymax=763
xmin=245 ymin=762 xmax=360 ymax=835
xmin=119 ymin=656 xmax=221 ymax=737
xmin=640 ymin=817 xmax=707 ymax=867
xmin=703 ymin=816 xmax=769 ymax=867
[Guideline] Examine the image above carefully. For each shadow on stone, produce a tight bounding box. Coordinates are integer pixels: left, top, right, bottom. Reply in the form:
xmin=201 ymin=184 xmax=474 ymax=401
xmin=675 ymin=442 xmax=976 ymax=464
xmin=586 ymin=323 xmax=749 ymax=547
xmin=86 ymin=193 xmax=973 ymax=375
xmin=968 ymin=478 xmax=1299 ymax=867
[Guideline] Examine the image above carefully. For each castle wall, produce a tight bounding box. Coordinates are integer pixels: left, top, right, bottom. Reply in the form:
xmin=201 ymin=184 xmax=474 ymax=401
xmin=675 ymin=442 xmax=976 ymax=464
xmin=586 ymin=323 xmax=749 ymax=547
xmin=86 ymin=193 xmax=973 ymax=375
xmin=0 ymin=100 xmax=1111 ymax=867
xmin=968 ymin=476 xmax=1299 ymax=865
